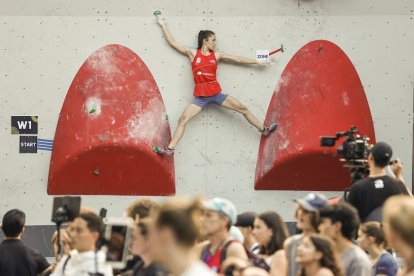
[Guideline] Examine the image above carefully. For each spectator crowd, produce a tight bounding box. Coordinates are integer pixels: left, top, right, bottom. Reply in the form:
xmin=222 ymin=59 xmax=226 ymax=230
xmin=0 ymin=141 xmax=412 ymax=276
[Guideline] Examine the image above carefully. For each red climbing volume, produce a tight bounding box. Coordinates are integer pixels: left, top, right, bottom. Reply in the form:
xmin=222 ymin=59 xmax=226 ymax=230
xmin=255 ymin=40 xmax=375 ymax=191
xmin=48 ymin=44 xmax=175 ymax=195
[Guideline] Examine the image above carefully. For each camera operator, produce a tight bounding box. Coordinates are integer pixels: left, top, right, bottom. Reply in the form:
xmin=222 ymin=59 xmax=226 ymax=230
xmin=347 ymin=142 xmax=411 ymax=222
xmin=51 ymin=212 xmax=113 ymax=276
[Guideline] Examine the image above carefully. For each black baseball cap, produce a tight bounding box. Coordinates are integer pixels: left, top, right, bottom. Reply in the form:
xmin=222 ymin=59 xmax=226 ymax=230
xmin=370 ymin=142 xmax=393 ymax=167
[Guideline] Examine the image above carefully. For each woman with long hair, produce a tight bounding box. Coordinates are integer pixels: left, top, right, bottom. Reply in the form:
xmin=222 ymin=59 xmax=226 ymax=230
xmin=252 ymin=211 xmax=289 ymax=275
xmin=358 ymin=221 xmax=398 ymax=276
xmin=154 ymin=15 xmax=277 ymax=156
xmin=296 ymin=234 xmax=343 ymax=276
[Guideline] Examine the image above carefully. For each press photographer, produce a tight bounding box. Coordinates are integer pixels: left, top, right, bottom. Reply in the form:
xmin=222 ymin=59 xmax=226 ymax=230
xmin=51 ymin=212 xmax=113 ymax=276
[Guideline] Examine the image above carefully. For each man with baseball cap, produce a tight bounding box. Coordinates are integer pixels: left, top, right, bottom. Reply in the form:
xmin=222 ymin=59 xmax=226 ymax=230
xmin=199 ymin=197 xmax=248 ymax=273
xmin=348 ymin=141 xmax=410 ymax=222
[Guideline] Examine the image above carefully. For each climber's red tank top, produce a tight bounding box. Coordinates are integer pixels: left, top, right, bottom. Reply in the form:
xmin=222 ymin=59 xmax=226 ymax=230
xmin=191 ymin=49 xmax=222 ymax=97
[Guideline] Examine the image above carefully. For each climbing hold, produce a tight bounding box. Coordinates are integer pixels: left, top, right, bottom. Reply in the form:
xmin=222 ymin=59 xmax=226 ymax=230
xmin=89 ymin=105 xmax=97 ymax=114
xmin=281 ymin=44 xmax=285 ymax=52
xmin=165 ymin=114 xmax=169 ymax=121
xmin=153 ymin=10 xmax=161 ymax=16
xmin=152 ymin=145 xmax=159 ymax=153
xmin=98 ymin=134 xmax=107 ymax=142
xmin=93 ymin=168 xmax=100 ymax=176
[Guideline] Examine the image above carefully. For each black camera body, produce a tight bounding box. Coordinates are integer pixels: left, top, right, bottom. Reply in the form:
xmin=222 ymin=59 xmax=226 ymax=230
xmin=320 ymin=126 xmax=371 ymax=183
xmin=51 ymin=196 xmax=81 ymax=224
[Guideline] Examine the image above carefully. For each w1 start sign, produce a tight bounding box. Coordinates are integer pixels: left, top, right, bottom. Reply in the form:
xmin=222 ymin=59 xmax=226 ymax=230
xmin=256 ymin=50 xmax=270 ymax=63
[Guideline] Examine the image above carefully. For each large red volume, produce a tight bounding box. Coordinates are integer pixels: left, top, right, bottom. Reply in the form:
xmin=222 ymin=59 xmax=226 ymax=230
xmin=48 ymin=44 xmax=175 ymax=195
xmin=255 ymin=40 xmax=375 ymax=191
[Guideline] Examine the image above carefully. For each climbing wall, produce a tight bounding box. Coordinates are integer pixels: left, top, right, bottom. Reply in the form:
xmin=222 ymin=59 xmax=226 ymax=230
xmin=0 ymin=0 xmax=413 ymax=257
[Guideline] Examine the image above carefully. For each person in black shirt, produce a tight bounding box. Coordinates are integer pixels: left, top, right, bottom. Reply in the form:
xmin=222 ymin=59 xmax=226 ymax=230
xmin=0 ymin=209 xmax=51 ymax=276
xmin=347 ymin=142 xmax=411 ymax=222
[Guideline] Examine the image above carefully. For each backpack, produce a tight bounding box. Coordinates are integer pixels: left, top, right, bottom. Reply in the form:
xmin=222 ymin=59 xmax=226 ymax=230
xmin=220 ymin=240 xmax=270 ymax=273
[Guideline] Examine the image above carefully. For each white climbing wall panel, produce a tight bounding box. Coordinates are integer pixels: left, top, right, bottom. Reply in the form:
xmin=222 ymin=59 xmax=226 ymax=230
xmin=0 ymin=0 xmax=413 ymax=225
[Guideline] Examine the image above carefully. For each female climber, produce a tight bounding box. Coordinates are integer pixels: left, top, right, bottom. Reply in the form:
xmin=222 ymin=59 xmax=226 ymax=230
xmin=155 ymin=16 xmax=277 ymax=156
